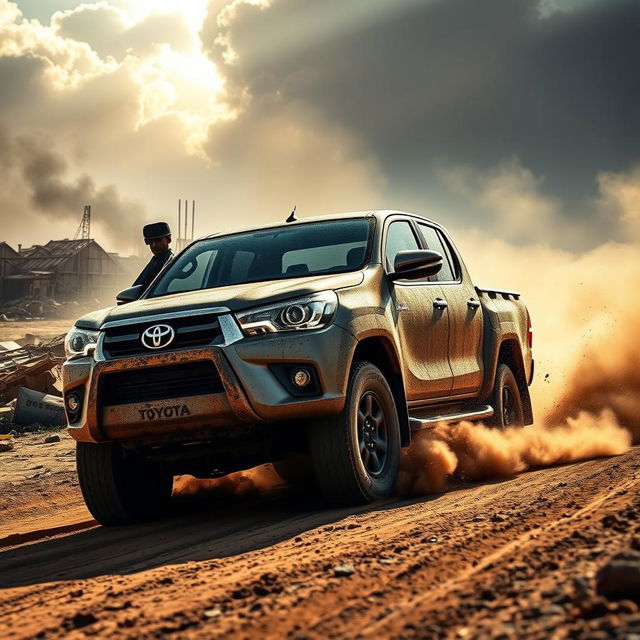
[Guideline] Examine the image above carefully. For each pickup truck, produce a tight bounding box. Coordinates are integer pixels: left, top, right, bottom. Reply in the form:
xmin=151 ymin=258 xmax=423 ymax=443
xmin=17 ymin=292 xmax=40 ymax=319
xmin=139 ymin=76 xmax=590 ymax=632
xmin=62 ymin=211 xmax=534 ymax=525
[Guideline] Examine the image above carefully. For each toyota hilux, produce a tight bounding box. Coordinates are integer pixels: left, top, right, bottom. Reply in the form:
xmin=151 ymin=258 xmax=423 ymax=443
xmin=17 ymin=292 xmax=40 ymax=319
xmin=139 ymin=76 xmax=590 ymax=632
xmin=63 ymin=211 xmax=534 ymax=525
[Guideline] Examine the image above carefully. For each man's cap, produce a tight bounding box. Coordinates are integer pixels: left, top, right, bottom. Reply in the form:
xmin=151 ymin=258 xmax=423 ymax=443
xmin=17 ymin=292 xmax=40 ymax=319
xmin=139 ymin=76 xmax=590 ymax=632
xmin=143 ymin=222 xmax=171 ymax=244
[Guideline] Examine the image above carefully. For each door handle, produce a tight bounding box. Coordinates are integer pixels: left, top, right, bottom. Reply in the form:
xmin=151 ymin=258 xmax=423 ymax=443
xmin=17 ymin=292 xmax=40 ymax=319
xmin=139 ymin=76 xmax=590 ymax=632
xmin=467 ymin=298 xmax=481 ymax=309
xmin=433 ymin=298 xmax=448 ymax=310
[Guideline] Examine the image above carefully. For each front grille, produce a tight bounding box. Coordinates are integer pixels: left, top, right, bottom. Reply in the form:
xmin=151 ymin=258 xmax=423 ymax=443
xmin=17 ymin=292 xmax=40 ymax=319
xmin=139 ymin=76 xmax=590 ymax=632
xmin=100 ymin=362 xmax=223 ymax=406
xmin=103 ymin=314 xmax=223 ymax=358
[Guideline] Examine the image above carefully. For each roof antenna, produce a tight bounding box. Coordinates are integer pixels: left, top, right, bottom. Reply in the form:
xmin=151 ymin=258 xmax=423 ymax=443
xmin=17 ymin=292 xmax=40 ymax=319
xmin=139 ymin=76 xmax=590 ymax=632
xmin=286 ymin=205 xmax=297 ymax=223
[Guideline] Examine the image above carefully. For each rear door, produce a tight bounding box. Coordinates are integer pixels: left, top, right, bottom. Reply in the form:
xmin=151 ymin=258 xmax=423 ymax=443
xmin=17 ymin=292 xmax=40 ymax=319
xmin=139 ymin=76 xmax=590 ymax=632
xmin=384 ymin=219 xmax=453 ymax=401
xmin=415 ymin=222 xmax=483 ymax=395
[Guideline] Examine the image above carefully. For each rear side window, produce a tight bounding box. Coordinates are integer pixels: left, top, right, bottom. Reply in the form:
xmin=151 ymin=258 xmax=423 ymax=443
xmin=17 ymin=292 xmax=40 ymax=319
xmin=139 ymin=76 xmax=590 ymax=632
xmin=416 ymin=223 xmax=456 ymax=282
xmin=384 ymin=221 xmax=420 ymax=272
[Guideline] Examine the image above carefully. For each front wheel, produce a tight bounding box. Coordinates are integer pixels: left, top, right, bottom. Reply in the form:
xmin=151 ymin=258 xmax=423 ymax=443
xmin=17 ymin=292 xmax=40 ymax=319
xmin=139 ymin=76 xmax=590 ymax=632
xmin=489 ymin=364 xmax=525 ymax=428
xmin=309 ymin=361 xmax=401 ymax=505
xmin=76 ymin=442 xmax=173 ymax=526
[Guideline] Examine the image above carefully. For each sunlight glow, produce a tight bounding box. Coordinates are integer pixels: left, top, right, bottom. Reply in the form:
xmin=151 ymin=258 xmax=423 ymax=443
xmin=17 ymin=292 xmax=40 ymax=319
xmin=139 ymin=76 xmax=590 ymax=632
xmin=131 ymin=44 xmax=232 ymax=153
xmin=118 ymin=0 xmax=209 ymax=32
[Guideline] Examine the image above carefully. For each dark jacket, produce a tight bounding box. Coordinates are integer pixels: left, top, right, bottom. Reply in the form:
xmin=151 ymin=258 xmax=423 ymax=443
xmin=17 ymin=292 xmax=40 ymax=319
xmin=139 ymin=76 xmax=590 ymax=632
xmin=133 ymin=249 xmax=174 ymax=291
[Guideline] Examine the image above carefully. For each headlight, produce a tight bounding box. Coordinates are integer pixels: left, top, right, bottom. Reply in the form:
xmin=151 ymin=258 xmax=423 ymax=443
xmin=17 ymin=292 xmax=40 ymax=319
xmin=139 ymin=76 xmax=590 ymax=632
xmin=64 ymin=328 xmax=99 ymax=359
xmin=235 ymin=291 xmax=338 ymax=336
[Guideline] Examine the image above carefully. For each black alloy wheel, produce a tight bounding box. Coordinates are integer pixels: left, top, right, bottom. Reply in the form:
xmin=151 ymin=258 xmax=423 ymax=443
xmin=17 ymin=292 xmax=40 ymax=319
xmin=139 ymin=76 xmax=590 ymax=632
xmin=502 ymin=385 xmax=517 ymax=427
xmin=309 ymin=361 xmax=401 ymax=505
xmin=490 ymin=363 xmax=525 ymax=429
xmin=357 ymin=391 xmax=390 ymax=477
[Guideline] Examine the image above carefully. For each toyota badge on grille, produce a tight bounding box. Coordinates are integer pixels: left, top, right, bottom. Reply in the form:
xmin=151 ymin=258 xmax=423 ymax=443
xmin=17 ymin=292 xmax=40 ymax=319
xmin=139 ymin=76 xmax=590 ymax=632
xmin=141 ymin=324 xmax=175 ymax=349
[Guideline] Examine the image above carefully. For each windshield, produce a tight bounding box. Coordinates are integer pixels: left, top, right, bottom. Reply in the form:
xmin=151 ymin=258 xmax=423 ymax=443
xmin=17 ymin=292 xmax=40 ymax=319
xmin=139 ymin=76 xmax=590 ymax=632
xmin=149 ymin=218 xmax=373 ymax=297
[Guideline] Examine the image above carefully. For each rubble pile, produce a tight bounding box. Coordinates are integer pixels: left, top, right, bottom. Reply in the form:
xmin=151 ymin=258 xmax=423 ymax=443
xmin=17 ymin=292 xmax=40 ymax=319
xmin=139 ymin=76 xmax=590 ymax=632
xmin=0 ymin=297 xmax=81 ymax=321
xmin=0 ymin=334 xmax=66 ymax=433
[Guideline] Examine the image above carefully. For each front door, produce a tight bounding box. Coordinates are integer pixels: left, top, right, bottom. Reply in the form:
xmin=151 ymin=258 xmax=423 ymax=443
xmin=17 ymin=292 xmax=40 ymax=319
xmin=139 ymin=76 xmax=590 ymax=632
xmin=384 ymin=220 xmax=453 ymax=401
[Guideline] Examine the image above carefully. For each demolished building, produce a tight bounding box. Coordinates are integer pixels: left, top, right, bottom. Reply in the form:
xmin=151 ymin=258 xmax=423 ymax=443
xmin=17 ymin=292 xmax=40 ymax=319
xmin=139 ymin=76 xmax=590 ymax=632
xmin=0 ymin=239 xmax=143 ymax=303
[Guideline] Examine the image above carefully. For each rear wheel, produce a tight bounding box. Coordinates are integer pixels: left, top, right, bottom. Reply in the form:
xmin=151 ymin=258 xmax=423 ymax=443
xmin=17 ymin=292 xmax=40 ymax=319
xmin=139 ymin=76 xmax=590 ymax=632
xmin=309 ymin=361 xmax=401 ymax=504
xmin=76 ymin=442 xmax=173 ymax=526
xmin=490 ymin=364 xmax=525 ymax=428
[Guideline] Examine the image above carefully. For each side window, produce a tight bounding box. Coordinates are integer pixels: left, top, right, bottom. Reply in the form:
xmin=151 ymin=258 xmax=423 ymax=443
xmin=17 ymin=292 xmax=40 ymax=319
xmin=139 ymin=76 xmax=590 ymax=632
xmin=166 ymin=249 xmax=217 ymax=293
xmin=384 ymin=221 xmax=420 ymax=272
xmin=437 ymin=231 xmax=459 ymax=280
xmin=416 ymin=223 xmax=455 ymax=282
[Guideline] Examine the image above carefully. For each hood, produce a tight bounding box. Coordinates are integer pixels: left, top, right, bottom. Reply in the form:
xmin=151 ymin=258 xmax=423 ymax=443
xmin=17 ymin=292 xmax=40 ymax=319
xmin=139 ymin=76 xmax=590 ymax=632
xmin=75 ymin=271 xmax=365 ymax=329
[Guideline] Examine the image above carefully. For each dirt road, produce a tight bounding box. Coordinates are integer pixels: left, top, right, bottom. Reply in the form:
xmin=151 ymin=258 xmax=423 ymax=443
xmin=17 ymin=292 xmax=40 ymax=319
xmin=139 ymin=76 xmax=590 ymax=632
xmin=1 ymin=438 xmax=638 ymax=640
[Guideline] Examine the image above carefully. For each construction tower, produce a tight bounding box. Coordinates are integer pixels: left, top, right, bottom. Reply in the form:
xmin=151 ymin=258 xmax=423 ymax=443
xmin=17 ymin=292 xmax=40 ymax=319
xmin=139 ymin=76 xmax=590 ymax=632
xmin=74 ymin=205 xmax=91 ymax=241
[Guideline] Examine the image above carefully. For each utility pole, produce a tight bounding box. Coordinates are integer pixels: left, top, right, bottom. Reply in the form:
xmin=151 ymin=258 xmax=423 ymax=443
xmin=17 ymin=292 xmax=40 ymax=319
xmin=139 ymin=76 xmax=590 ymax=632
xmin=178 ymin=200 xmax=182 ymax=252
xmin=177 ymin=199 xmax=196 ymax=250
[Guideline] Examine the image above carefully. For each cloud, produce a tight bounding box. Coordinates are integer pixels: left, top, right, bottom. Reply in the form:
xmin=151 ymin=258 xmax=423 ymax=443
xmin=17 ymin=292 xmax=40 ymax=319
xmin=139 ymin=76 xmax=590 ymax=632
xmin=0 ymin=1 xmax=386 ymax=244
xmin=597 ymin=165 xmax=640 ymax=239
xmin=538 ymin=0 xmax=604 ymax=18
xmin=434 ymin=158 xmax=640 ymax=249
xmin=203 ymin=99 xmax=385 ymax=227
xmin=201 ymin=0 xmax=640 ymax=244
xmin=0 ymin=0 xmax=637 ymax=256
xmin=0 ymin=1 xmax=116 ymax=89
xmin=51 ymin=3 xmax=193 ymax=60
xmin=438 ymin=158 xmax=561 ymax=244
xmin=211 ymin=0 xmax=272 ymax=65
xmin=0 ymin=0 xmax=385 ymax=250
xmin=0 ymin=1 xmax=230 ymax=153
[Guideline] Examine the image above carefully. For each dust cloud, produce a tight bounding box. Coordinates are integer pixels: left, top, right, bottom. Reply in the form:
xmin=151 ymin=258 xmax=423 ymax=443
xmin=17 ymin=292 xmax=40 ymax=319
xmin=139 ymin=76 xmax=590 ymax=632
xmin=397 ymin=413 xmax=631 ymax=498
xmin=398 ymin=236 xmax=640 ymax=497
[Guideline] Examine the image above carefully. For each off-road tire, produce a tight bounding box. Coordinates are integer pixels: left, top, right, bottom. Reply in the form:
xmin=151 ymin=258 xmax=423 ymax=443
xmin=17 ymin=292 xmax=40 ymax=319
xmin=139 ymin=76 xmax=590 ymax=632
xmin=76 ymin=442 xmax=173 ymax=526
xmin=489 ymin=363 xmax=525 ymax=429
xmin=309 ymin=361 xmax=401 ymax=505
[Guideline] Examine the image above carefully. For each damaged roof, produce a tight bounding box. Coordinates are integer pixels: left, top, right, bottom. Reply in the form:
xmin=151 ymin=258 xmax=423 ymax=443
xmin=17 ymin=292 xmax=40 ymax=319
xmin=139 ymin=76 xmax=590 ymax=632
xmin=19 ymin=239 xmax=93 ymax=273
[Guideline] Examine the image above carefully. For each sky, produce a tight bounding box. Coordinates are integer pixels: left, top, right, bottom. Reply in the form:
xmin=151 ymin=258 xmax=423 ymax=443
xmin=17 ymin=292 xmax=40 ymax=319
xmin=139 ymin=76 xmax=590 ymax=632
xmin=0 ymin=0 xmax=638 ymax=255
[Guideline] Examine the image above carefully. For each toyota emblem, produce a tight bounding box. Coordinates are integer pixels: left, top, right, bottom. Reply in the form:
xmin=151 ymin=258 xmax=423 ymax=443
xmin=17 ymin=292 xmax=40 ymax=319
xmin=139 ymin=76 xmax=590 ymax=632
xmin=141 ymin=324 xmax=175 ymax=350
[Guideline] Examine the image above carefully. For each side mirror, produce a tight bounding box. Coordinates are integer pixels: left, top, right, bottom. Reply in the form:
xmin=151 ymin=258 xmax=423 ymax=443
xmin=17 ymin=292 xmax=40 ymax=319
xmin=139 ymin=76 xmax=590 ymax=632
xmin=116 ymin=284 xmax=144 ymax=305
xmin=390 ymin=250 xmax=443 ymax=280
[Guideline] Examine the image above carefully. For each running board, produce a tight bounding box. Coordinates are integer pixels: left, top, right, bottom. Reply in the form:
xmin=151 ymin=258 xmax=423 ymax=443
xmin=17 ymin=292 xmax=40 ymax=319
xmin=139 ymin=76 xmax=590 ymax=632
xmin=409 ymin=405 xmax=494 ymax=431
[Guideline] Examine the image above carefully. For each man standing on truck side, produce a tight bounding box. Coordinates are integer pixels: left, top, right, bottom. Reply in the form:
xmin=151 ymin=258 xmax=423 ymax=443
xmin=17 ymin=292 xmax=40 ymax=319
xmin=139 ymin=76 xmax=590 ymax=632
xmin=132 ymin=222 xmax=174 ymax=291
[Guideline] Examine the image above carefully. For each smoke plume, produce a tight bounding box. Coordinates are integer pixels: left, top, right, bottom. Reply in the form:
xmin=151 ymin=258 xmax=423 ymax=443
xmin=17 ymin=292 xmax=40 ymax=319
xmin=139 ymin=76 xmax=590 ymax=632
xmin=0 ymin=125 xmax=146 ymax=248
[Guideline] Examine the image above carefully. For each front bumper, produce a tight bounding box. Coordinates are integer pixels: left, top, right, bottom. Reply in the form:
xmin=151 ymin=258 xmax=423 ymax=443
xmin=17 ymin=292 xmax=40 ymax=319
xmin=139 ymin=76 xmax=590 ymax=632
xmin=63 ymin=320 xmax=356 ymax=445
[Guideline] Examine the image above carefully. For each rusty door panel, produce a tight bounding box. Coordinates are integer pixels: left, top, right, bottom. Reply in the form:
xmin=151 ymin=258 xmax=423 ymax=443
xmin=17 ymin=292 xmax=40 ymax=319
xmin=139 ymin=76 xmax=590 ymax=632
xmin=391 ymin=282 xmax=452 ymax=400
